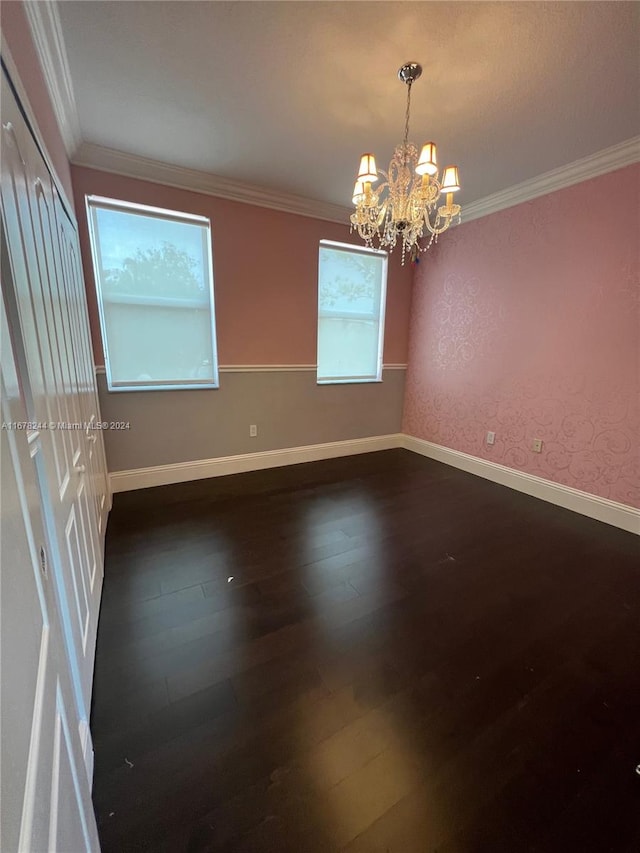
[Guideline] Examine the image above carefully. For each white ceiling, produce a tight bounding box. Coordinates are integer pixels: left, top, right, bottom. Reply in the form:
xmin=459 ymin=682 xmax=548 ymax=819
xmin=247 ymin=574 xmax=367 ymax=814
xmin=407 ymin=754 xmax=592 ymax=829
xmin=57 ymin=1 xmax=639 ymax=207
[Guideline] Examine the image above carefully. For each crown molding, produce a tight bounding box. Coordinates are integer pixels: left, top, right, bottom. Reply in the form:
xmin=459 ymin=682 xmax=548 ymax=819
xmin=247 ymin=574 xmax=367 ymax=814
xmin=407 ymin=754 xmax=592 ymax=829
xmin=23 ymin=0 xmax=82 ymax=157
xmin=73 ymin=135 xmax=640 ymax=230
xmin=462 ymin=136 xmax=640 ymax=224
xmin=16 ymin=1 xmax=639 ymax=228
xmin=72 ymin=142 xmax=353 ymax=225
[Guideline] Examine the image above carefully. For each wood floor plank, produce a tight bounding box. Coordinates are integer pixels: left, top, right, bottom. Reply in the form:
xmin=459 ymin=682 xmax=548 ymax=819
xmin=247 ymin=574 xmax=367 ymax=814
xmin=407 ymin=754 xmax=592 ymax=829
xmin=91 ymin=450 xmax=640 ymax=852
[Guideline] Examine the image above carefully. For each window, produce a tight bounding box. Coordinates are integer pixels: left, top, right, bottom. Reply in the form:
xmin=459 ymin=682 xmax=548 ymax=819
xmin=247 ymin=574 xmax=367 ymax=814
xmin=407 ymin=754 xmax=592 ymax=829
xmin=86 ymin=196 xmax=218 ymax=391
xmin=317 ymin=240 xmax=388 ymax=384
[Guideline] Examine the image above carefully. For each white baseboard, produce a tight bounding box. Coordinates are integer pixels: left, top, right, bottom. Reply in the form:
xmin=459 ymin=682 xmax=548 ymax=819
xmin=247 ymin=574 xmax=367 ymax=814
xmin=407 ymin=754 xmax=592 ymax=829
xmin=109 ymin=434 xmax=403 ymax=492
xmin=401 ymin=435 xmax=640 ymax=535
xmin=108 ymin=431 xmax=639 ymax=534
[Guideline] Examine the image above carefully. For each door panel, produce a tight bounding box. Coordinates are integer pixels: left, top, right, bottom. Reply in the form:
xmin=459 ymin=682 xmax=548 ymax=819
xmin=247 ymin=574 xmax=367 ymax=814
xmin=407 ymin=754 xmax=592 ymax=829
xmin=54 ymin=190 xmax=109 ymax=545
xmin=63 ymin=502 xmax=92 ymax=654
xmin=1 ymin=285 xmax=99 ymax=851
xmin=49 ymin=682 xmax=93 ymax=850
xmin=1 ymin=72 xmax=103 ymax=713
xmin=2 ymin=63 xmax=108 ymax=850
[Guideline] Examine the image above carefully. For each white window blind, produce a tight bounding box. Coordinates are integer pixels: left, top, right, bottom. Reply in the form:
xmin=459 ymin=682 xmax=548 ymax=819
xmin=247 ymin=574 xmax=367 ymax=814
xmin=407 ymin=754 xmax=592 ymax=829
xmin=86 ymin=196 xmax=218 ymax=391
xmin=317 ymin=240 xmax=388 ymax=383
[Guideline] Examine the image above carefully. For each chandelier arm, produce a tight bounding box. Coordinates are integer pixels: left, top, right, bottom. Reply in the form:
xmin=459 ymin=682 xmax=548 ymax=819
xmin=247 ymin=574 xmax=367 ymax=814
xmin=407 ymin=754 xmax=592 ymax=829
xmin=423 ymin=214 xmax=452 ymax=237
xmin=376 ymin=199 xmax=389 ymax=229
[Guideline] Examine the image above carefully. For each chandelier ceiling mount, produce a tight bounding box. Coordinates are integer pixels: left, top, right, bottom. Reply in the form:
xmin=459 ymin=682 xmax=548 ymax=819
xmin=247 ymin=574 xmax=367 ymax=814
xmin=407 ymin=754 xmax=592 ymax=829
xmin=397 ymin=61 xmax=422 ymax=85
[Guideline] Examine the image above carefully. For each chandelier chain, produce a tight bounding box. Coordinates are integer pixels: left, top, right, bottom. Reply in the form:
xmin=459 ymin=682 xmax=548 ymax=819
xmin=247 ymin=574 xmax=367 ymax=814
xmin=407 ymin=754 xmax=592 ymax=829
xmin=403 ymin=83 xmax=412 ymax=149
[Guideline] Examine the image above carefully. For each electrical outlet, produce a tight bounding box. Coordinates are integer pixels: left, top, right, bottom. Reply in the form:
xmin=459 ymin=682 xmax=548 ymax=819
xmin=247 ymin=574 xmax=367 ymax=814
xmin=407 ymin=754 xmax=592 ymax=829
xmin=486 ymin=431 xmax=496 ymax=446
xmin=532 ymin=438 xmax=543 ymax=453
xmin=249 ymin=425 xmax=257 ymax=437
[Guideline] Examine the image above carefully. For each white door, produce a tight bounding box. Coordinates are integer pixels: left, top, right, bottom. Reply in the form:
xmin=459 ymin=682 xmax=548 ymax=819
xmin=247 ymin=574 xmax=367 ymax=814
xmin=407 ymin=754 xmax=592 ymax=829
xmin=54 ymin=193 xmax=109 ymax=545
xmin=1 ymin=71 xmax=103 ymax=720
xmin=1 ymin=274 xmax=99 ymax=851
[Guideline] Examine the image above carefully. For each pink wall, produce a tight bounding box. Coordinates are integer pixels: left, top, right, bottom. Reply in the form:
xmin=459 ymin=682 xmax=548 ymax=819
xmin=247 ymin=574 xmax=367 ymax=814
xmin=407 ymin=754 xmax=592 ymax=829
xmin=71 ymin=166 xmax=413 ymax=367
xmin=1 ymin=0 xmax=74 ymax=204
xmin=403 ymin=164 xmax=640 ymax=507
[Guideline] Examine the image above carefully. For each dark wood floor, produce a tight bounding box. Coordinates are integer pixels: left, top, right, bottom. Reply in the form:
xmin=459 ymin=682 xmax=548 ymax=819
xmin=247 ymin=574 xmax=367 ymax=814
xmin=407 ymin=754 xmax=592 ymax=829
xmin=91 ymin=449 xmax=640 ymax=852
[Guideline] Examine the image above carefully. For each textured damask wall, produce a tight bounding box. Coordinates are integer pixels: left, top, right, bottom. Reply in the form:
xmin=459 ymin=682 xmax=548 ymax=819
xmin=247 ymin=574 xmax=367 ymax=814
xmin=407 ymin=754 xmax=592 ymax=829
xmin=403 ymin=164 xmax=639 ymax=507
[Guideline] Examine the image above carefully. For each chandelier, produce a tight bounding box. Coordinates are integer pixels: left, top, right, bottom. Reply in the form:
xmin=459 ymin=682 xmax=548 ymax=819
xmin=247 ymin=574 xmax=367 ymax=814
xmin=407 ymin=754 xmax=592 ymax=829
xmin=350 ymin=62 xmax=462 ymax=264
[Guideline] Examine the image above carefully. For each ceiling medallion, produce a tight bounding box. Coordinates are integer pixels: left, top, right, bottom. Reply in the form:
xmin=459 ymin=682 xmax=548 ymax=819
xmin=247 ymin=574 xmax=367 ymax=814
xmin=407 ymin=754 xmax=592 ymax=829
xmin=350 ymin=62 xmax=462 ymax=264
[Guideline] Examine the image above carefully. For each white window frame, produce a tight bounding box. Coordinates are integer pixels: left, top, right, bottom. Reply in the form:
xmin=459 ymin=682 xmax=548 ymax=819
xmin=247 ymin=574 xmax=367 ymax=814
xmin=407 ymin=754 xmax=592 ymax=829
xmin=316 ymin=239 xmax=388 ymax=385
xmin=85 ymin=195 xmax=219 ymax=392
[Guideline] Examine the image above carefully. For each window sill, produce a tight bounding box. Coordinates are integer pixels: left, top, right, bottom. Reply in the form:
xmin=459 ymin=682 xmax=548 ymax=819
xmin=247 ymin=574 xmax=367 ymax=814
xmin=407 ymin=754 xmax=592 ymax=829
xmin=316 ymin=378 xmax=383 ymax=386
xmin=106 ymin=383 xmax=219 ymax=393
